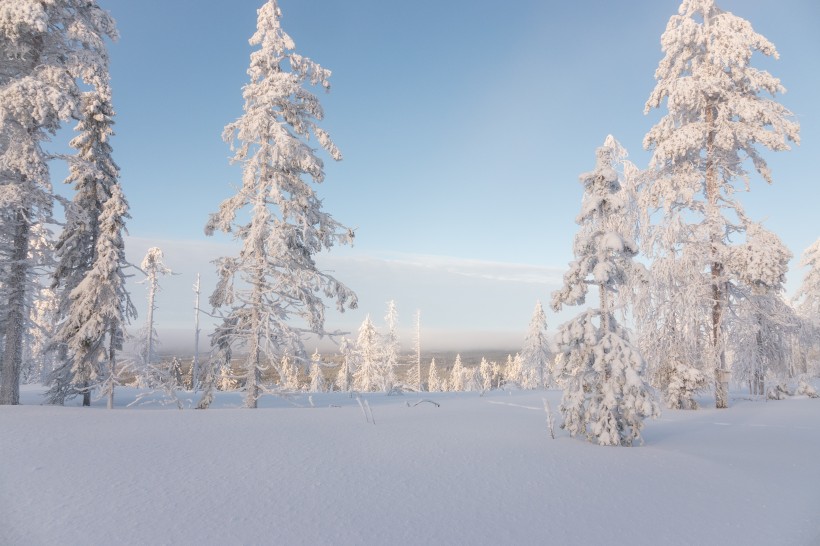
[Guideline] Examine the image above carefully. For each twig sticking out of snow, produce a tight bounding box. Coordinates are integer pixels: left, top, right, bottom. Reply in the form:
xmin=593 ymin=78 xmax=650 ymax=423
xmin=406 ymin=399 xmax=440 ymax=408
xmin=355 ymin=396 xmax=375 ymax=424
xmin=543 ymin=398 xmax=556 ymax=440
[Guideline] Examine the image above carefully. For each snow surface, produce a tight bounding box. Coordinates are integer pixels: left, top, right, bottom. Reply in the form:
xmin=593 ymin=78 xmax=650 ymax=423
xmin=2 ymin=385 xmax=819 ymax=546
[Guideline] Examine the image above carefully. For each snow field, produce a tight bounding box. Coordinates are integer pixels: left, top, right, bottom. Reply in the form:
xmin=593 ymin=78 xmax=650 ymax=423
xmin=2 ymin=385 xmax=819 ymax=546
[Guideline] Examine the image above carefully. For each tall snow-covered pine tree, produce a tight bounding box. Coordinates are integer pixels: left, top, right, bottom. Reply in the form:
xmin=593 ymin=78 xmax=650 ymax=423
xmin=642 ymin=0 xmax=799 ymax=408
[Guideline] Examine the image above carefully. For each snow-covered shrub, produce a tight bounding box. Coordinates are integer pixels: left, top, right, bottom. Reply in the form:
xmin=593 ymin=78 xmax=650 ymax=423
xmin=665 ymin=361 xmax=707 ymax=410
xmin=766 ymin=383 xmax=791 ymax=401
xmin=795 ymin=377 xmax=819 ymax=399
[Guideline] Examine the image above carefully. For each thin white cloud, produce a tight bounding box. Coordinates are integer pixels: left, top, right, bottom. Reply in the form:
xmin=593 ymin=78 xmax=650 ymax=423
xmin=377 ymin=252 xmax=564 ymax=285
xmin=320 ymin=251 xmax=564 ymax=286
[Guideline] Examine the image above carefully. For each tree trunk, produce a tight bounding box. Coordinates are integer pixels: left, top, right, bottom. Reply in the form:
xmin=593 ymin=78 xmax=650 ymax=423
xmin=107 ymin=326 xmax=117 ymax=409
xmin=415 ymin=310 xmax=422 ymax=391
xmin=246 ymin=261 xmax=264 ymax=409
xmin=706 ymin=104 xmax=728 ymax=409
xmin=246 ymin=346 xmax=260 ymax=409
xmin=0 ymin=210 xmax=31 ymax=405
xmin=192 ymin=273 xmax=201 ymax=391
xmin=599 ymin=282 xmax=611 ymax=335
xmin=145 ymin=280 xmax=156 ymax=365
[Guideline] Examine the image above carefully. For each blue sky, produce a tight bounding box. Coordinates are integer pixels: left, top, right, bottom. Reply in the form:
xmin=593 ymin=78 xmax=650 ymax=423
xmin=81 ymin=0 xmax=820 ymax=353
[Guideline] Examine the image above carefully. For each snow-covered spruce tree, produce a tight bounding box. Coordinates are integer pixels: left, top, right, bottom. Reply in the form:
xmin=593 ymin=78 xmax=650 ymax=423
xmin=405 ymin=310 xmax=423 ymax=391
xmin=334 ymin=337 xmax=353 ymax=393
xmin=382 ymin=300 xmax=399 ymax=392
xmin=308 ymin=350 xmax=326 ymax=393
xmin=464 ymin=366 xmax=482 ymax=392
xmin=427 ymin=358 xmax=442 ymax=392
xmin=50 ymin=182 xmax=134 ymax=409
xmin=521 ymin=300 xmax=551 ymax=389
xmin=0 ymin=1 xmax=117 ymax=405
xmin=138 ymin=247 xmax=171 ymax=368
xmin=169 ymin=357 xmax=184 ymax=388
xmin=217 ymin=362 xmax=237 ymax=392
xmin=730 ymin=223 xmax=796 ymax=393
xmin=200 ymin=0 xmax=356 ymax=409
xmin=449 ymin=354 xmax=465 ymax=392
xmin=491 ymin=360 xmax=502 ymax=389
xmin=280 ymin=355 xmax=300 ymax=391
xmin=551 ymin=137 xmax=659 ymax=447
xmin=195 ymin=317 xmax=234 ymax=407
xmin=46 ymin=92 xmax=135 ymax=408
xmin=502 ymin=353 xmax=523 ymax=387
xmin=48 ymin=92 xmax=114 ymax=402
xmin=352 ymin=315 xmax=381 ymax=393
xmin=643 ymin=0 xmax=800 ymax=409
xmin=479 ymin=357 xmax=493 ymax=391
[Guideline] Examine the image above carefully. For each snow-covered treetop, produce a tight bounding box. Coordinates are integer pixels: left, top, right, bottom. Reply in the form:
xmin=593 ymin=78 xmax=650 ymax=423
xmin=0 ymin=0 xmax=117 ymax=219
xmin=210 ymin=0 xmax=341 ymax=227
xmin=53 ymin=91 xmax=120 ymax=320
xmin=552 ymin=136 xmax=638 ymax=312
xmin=249 ymin=1 xmax=332 ymax=90
xmin=0 ymin=0 xmax=116 ymax=94
xmin=140 ymin=247 xmax=171 ymax=277
xmin=800 ymin=239 xmax=820 ymax=277
xmin=68 ymin=92 xmax=117 ymax=166
xmin=644 ymin=0 xmax=799 ymax=203
xmin=205 ymin=0 xmax=355 ymax=322
xmin=385 ymin=299 xmax=398 ymax=334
